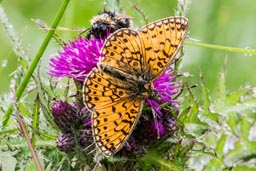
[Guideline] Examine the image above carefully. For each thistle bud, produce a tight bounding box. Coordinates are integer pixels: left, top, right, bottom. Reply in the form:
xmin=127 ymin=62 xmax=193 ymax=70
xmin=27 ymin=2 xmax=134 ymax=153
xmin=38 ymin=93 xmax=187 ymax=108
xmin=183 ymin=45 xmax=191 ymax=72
xmin=51 ymin=100 xmax=77 ymax=132
xmin=56 ymin=133 xmax=75 ymax=152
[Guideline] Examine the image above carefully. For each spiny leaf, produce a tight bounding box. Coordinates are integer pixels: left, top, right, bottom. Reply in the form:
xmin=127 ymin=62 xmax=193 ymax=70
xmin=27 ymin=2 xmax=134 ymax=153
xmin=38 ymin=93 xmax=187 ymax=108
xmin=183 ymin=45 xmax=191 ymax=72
xmin=31 ymin=94 xmax=40 ymax=147
xmin=200 ymin=73 xmax=219 ymax=122
xmin=141 ymin=150 xmax=183 ymax=171
xmin=200 ymin=72 xmax=211 ymax=110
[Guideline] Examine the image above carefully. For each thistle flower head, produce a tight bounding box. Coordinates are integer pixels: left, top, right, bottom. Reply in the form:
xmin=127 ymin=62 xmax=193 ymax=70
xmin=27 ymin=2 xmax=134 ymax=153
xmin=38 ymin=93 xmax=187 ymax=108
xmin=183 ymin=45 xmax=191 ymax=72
xmin=146 ymin=68 xmax=179 ymax=116
xmin=56 ymin=133 xmax=75 ymax=152
xmin=49 ymin=37 xmax=104 ymax=81
xmin=51 ymin=100 xmax=77 ymax=132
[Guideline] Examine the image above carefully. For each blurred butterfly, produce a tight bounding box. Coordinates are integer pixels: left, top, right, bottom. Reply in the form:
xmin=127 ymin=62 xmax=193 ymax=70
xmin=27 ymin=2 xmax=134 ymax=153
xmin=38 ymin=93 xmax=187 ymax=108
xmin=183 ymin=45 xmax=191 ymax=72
xmin=83 ymin=16 xmax=188 ymax=156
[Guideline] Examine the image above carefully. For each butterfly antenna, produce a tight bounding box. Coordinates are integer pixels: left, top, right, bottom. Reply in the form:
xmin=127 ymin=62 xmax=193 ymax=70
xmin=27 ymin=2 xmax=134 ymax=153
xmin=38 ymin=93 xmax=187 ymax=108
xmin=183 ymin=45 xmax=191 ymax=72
xmin=82 ymin=142 xmax=95 ymax=152
xmin=173 ymin=82 xmax=197 ymax=100
xmin=80 ymin=27 xmax=91 ymax=36
xmin=88 ymin=147 xmax=97 ymax=155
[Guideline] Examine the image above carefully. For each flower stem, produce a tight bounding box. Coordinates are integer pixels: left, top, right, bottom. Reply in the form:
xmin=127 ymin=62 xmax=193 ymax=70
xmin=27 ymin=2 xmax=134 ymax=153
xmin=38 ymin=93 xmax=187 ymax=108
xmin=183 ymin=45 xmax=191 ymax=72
xmin=17 ymin=114 xmax=43 ymax=171
xmin=185 ymin=41 xmax=256 ymax=55
xmin=2 ymin=0 xmax=70 ymax=127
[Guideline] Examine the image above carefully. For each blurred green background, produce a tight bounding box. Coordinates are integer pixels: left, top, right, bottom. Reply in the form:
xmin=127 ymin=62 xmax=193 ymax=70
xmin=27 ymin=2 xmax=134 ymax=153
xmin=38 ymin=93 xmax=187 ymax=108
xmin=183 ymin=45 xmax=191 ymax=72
xmin=0 ymin=0 xmax=256 ymax=98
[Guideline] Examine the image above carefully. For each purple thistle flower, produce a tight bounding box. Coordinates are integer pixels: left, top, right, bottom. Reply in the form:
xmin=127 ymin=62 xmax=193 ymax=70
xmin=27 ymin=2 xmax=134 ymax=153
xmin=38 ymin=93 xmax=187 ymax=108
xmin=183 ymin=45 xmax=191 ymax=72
xmin=56 ymin=133 xmax=75 ymax=152
xmin=165 ymin=117 xmax=177 ymax=134
xmin=145 ymin=68 xmax=179 ymax=138
xmin=152 ymin=120 xmax=166 ymax=138
xmin=153 ymin=69 xmax=179 ymax=104
xmin=146 ymin=68 xmax=179 ymax=116
xmin=49 ymin=37 xmax=105 ymax=81
xmin=51 ymin=100 xmax=91 ymax=133
xmin=51 ymin=100 xmax=78 ymax=132
xmin=135 ymin=119 xmax=166 ymax=140
xmin=79 ymin=128 xmax=93 ymax=147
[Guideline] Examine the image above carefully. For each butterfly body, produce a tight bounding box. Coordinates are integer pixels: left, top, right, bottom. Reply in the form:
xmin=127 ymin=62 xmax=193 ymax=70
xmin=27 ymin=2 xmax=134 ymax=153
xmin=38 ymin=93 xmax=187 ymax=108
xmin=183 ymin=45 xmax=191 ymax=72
xmin=83 ymin=17 xmax=188 ymax=156
xmin=100 ymin=63 xmax=155 ymax=98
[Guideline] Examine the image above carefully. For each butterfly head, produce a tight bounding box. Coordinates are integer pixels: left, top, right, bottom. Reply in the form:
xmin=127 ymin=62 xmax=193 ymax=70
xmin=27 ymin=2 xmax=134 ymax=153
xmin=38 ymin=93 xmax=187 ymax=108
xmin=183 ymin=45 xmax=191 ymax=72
xmin=136 ymin=80 xmax=158 ymax=100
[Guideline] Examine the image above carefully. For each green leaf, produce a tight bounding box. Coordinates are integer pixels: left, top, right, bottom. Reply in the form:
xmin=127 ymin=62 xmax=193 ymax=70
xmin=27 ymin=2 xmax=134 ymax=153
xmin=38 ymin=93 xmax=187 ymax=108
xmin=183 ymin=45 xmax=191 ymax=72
xmin=141 ymin=150 xmax=183 ymax=171
xmin=18 ymin=102 xmax=31 ymax=118
xmin=232 ymin=166 xmax=256 ymax=171
xmin=31 ymin=94 xmax=40 ymax=147
xmin=215 ymin=133 xmax=227 ymax=157
xmin=200 ymin=73 xmax=219 ymax=122
xmin=200 ymin=73 xmax=211 ymax=110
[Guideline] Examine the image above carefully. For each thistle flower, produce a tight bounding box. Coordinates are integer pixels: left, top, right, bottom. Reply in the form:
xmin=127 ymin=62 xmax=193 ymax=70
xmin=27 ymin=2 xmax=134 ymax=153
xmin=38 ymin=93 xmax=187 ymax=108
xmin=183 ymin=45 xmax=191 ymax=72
xmin=164 ymin=116 xmax=177 ymax=134
xmin=146 ymin=68 xmax=179 ymax=116
xmin=138 ymin=120 xmax=166 ymax=140
xmin=154 ymin=69 xmax=178 ymax=105
xmin=51 ymin=101 xmax=91 ymax=132
xmin=49 ymin=37 xmax=104 ymax=81
xmin=152 ymin=120 xmax=166 ymax=138
xmin=79 ymin=128 xmax=93 ymax=147
xmin=56 ymin=133 xmax=75 ymax=152
xmin=51 ymin=100 xmax=78 ymax=132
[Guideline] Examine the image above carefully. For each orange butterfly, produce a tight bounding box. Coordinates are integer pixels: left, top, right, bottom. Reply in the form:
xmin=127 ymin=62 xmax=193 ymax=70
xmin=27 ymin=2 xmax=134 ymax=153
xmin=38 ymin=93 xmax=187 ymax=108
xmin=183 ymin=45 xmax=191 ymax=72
xmin=83 ymin=16 xmax=188 ymax=156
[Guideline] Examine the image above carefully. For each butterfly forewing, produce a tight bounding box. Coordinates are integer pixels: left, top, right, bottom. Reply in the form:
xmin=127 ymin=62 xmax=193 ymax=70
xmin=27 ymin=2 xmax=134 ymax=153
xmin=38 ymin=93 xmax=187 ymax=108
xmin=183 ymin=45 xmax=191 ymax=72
xmin=139 ymin=17 xmax=188 ymax=80
xmin=83 ymin=68 xmax=133 ymax=110
xmin=100 ymin=29 xmax=144 ymax=77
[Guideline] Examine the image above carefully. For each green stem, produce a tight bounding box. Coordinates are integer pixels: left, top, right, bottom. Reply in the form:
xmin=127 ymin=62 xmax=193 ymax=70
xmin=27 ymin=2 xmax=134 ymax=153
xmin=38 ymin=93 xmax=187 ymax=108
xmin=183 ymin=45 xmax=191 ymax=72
xmin=185 ymin=41 xmax=256 ymax=55
xmin=2 ymin=0 xmax=70 ymax=127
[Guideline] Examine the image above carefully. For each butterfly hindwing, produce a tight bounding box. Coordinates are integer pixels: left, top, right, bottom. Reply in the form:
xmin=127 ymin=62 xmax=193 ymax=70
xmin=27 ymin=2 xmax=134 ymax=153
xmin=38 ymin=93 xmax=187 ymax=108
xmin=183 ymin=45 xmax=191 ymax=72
xmin=83 ymin=68 xmax=145 ymax=156
xmin=92 ymin=98 xmax=144 ymax=156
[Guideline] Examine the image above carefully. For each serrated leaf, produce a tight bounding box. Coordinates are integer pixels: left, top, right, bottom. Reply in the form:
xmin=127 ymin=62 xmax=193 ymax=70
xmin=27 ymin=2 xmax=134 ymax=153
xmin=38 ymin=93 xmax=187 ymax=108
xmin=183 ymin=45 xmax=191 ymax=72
xmin=240 ymin=115 xmax=251 ymax=142
xmin=226 ymin=88 xmax=248 ymax=105
xmin=226 ymin=112 xmax=240 ymax=134
xmin=178 ymin=105 xmax=191 ymax=123
xmin=106 ymin=156 xmax=127 ymax=163
xmin=225 ymin=141 xmax=256 ymax=166
xmin=213 ymin=87 xmax=256 ymax=115
xmin=141 ymin=150 xmax=183 ymax=171
xmin=31 ymin=94 xmax=40 ymax=147
xmin=232 ymin=166 xmax=256 ymax=171
xmin=200 ymin=73 xmax=220 ymax=122
xmin=216 ymin=65 xmax=226 ymax=104
xmin=203 ymin=158 xmax=223 ymax=171
xmin=181 ymin=84 xmax=208 ymax=136
xmin=215 ymin=133 xmax=227 ymax=157
xmin=200 ymin=73 xmax=211 ymax=110
xmin=18 ymin=102 xmax=31 ymax=118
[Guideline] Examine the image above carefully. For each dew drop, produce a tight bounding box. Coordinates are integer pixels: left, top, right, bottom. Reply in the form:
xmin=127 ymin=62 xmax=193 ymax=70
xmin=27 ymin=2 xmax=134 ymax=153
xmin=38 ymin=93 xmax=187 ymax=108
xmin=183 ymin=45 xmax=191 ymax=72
xmin=1 ymin=59 xmax=7 ymax=67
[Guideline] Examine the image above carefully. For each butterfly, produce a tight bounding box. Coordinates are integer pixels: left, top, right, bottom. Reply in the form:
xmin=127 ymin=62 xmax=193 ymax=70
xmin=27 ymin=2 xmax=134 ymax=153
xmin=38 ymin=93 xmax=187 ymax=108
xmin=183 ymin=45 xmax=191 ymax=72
xmin=83 ymin=16 xmax=188 ymax=156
